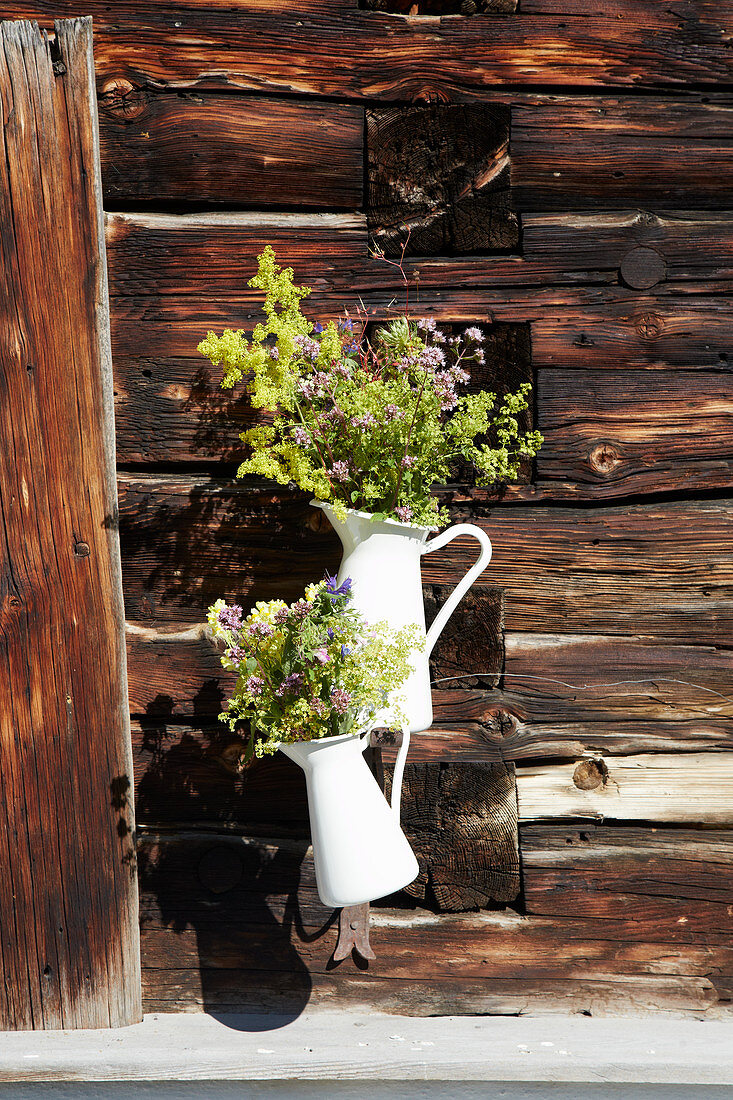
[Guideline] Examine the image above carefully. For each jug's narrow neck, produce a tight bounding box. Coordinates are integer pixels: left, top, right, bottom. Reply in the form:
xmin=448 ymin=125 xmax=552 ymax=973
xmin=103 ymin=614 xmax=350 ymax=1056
xmin=313 ymin=501 xmax=432 ymax=554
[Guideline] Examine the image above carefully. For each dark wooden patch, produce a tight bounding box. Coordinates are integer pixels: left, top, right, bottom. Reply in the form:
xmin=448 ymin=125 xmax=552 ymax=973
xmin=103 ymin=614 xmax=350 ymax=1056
xmin=425 ymin=585 xmax=504 ymax=689
xmin=133 ymin=719 xmax=309 ymax=828
xmin=367 ymin=105 xmax=517 ymax=257
xmin=386 ymin=762 xmax=520 ymax=910
xmin=99 ymin=94 xmax=363 ymax=210
xmin=361 ymin=1 xmax=517 ymax=13
xmin=0 ymin=19 xmax=141 ymax=1029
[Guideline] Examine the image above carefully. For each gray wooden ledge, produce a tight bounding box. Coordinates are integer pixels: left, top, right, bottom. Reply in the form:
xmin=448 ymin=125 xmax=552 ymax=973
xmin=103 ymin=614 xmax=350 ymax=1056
xmin=0 ymin=1012 xmax=731 ymax=1096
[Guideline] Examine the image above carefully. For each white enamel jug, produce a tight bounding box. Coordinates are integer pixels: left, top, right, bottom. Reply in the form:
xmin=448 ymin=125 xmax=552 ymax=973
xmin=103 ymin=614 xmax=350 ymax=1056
xmin=280 ymin=729 xmax=418 ymax=908
xmin=313 ymin=501 xmax=493 ymax=733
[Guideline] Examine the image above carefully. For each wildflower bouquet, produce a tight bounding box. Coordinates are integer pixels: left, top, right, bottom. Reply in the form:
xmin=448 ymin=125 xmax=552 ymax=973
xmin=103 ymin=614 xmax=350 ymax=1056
xmin=207 ymin=575 xmax=419 ymax=761
xmin=198 ymin=247 xmax=542 ymax=528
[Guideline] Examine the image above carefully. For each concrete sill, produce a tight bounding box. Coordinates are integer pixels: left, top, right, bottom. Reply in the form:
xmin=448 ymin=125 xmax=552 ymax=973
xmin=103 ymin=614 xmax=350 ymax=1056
xmin=0 ymin=1012 xmax=731 ymax=1097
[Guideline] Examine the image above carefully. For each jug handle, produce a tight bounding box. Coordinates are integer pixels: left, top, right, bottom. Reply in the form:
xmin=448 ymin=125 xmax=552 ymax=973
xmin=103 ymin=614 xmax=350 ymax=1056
xmin=421 ymin=524 xmax=492 ymax=657
xmin=360 ymin=726 xmax=411 ymax=822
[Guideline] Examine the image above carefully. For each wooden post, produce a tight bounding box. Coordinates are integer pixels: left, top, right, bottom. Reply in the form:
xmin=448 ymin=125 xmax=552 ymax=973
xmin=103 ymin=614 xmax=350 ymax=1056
xmin=0 ymin=19 xmax=142 ymax=1028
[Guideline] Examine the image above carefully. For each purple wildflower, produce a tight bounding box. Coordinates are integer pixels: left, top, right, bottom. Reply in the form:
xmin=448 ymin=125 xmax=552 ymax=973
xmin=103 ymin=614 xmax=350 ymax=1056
xmin=277 ymin=672 xmax=303 ymax=697
xmin=395 ymin=505 xmax=414 ymax=523
xmin=330 ymin=687 xmax=352 ymax=715
xmin=313 ymin=647 xmax=330 ymax=664
xmin=290 ymin=600 xmax=312 ymax=621
xmin=401 ymin=455 xmax=416 ymax=469
xmin=274 ymin=607 xmax=289 ymax=625
xmin=329 ymin=460 xmax=350 ymax=482
xmin=416 ymin=317 xmax=437 ymax=334
xmin=339 ymin=317 xmax=354 ymax=332
xmin=293 ymin=334 xmax=320 ymax=361
xmin=227 ymin=645 xmax=247 ymax=664
xmin=293 ymin=425 xmax=310 ymax=446
xmin=248 ymin=621 xmax=274 ymax=639
xmin=464 ymin=326 xmax=484 ymax=342
xmin=245 ymin=675 xmax=265 ymax=696
xmin=350 ymin=413 xmax=376 ymax=430
xmin=268 ymin=346 xmax=280 ymax=361
xmin=384 ymin=404 xmax=404 ymax=421
xmin=217 ymin=604 xmax=243 ymax=631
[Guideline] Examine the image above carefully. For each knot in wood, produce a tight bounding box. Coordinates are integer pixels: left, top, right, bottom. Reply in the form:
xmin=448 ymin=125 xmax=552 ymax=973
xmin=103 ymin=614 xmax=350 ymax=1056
xmin=573 ymin=758 xmax=608 ymax=791
xmin=588 ymin=442 xmax=621 ymax=476
xmin=634 ymin=211 xmax=661 ymax=229
xmin=620 ymin=247 xmax=666 ymax=290
xmin=73 ymin=541 xmax=90 ymax=557
xmin=635 ymin=313 xmax=663 ymax=340
xmin=461 ymin=0 xmax=478 ymax=12
xmin=99 ymin=78 xmax=148 ymax=120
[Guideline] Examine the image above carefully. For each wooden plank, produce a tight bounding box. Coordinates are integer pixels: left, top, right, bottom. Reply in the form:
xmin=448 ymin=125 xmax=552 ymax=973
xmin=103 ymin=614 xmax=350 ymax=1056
xmin=137 ymin=830 xmax=732 ymax=1016
xmin=105 ymin=211 xmax=368 ymax=298
xmin=6 ymin=2 xmax=733 ymax=94
xmin=133 ymin=719 xmax=309 ymax=828
xmin=110 ymin=287 xmax=733 ymax=370
xmin=512 ymin=96 xmax=733 ymax=212
xmin=99 ymin=93 xmax=364 ymax=209
xmin=522 ymin=211 xmax=733 ymax=283
xmin=119 ymin=479 xmax=733 ymax=641
xmin=130 ymin=717 xmax=733 ymax=827
xmin=533 ymin=369 xmax=733 ymax=498
xmin=0 ymin=18 xmax=141 ymax=1029
xmin=106 ymin=209 xmax=733 ymax=297
xmin=516 ymin=754 xmax=733 ymax=824
xmin=521 ymin=823 xmax=733 ymax=931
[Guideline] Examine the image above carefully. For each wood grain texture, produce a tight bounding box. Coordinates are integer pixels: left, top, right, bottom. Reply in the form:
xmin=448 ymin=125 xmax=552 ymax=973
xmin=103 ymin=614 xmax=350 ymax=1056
xmin=5 ymin=2 xmax=733 ymax=94
xmin=516 ymin=753 xmax=733 ymax=824
xmin=521 ymin=823 xmax=733 ymax=933
xmin=99 ymin=94 xmax=363 ymax=209
xmin=534 ymin=369 xmax=733 ymax=498
xmin=119 ymin=479 xmax=733 ymax=641
xmin=137 ymin=829 xmax=733 ymax=1016
xmin=0 ymin=19 xmax=141 ymax=1029
xmin=385 ymin=762 xmax=520 ymax=910
xmin=512 ymin=96 xmax=733 ymax=212
xmin=130 ymin=716 xmax=733 ymax=828
xmin=367 ymin=104 xmax=517 ymax=256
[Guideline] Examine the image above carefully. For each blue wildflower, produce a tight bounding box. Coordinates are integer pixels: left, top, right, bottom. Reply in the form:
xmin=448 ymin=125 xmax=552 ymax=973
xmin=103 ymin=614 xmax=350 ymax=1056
xmin=340 ymin=644 xmax=351 ymax=659
xmin=324 ymin=572 xmax=353 ymax=599
xmin=313 ymin=322 xmax=324 ymax=334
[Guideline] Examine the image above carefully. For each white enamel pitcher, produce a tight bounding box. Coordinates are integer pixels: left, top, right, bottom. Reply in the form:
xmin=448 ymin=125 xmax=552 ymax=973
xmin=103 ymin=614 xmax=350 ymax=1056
xmin=313 ymin=501 xmax=493 ymax=733
xmin=280 ymin=728 xmax=418 ymax=908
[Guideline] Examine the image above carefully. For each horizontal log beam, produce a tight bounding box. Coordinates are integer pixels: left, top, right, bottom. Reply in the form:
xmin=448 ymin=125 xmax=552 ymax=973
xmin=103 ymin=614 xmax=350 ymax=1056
xmin=137 ymin=827 xmax=733 ymax=1015
xmin=512 ymin=96 xmax=733 ymax=211
xmin=516 ymin=753 xmax=733 ymax=824
xmin=118 ymin=478 xmax=733 ymax=642
xmin=99 ymin=94 xmax=363 ymax=209
xmin=6 ymin=3 xmax=733 ymax=94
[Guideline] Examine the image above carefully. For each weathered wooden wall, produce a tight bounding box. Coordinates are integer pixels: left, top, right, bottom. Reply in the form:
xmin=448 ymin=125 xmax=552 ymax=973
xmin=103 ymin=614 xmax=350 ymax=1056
xmin=0 ymin=18 xmax=141 ymax=1029
xmin=8 ymin=0 xmax=733 ymax=1017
